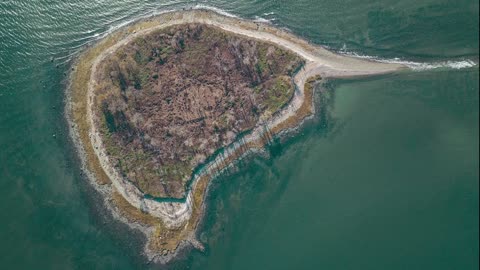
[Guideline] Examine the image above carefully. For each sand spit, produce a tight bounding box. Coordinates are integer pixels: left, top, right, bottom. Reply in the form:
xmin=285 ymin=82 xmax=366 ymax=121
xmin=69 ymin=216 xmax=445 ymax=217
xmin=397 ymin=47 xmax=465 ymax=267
xmin=68 ymin=9 xmax=406 ymax=262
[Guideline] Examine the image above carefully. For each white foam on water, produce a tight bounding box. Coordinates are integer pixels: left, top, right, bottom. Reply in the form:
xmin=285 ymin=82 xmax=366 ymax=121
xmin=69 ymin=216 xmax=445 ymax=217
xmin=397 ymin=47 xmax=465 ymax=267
xmin=98 ymin=7 xmax=183 ymax=40
xmin=192 ymin=4 xmax=238 ymax=18
xmin=90 ymin=5 xmax=264 ymax=45
xmin=342 ymin=50 xmax=477 ymax=71
xmin=100 ymin=17 xmax=138 ymax=38
xmin=254 ymin=16 xmax=274 ymax=23
xmin=370 ymin=55 xmax=478 ymax=70
xmin=385 ymin=59 xmax=477 ymax=70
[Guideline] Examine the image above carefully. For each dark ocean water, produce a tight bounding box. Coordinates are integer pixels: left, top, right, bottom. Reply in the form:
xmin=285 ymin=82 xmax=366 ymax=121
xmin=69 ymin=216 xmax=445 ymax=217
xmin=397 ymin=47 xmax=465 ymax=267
xmin=0 ymin=1 xmax=478 ymax=269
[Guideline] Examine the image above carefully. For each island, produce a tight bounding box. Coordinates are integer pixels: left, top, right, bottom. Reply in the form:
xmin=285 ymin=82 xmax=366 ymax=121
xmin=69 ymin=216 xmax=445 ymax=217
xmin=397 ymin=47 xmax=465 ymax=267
xmin=67 ymin=9 xmax=405 ymax=263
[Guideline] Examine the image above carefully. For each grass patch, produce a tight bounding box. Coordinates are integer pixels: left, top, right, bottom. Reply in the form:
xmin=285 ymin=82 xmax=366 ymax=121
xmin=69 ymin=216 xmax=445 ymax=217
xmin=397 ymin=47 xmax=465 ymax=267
xmin=263 ymin=76 xmax=294 ymax=113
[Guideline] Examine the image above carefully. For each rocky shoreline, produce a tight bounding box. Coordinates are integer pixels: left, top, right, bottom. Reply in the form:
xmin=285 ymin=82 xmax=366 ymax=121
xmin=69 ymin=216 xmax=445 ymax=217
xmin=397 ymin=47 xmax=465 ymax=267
xmin=66 ymin=8 xmax=405 ymax=264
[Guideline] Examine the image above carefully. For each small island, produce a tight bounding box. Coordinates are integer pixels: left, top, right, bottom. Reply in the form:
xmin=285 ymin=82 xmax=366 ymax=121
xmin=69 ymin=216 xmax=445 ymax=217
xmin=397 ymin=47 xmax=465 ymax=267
xmin=67 ymin=9 xmax=405 ymax=263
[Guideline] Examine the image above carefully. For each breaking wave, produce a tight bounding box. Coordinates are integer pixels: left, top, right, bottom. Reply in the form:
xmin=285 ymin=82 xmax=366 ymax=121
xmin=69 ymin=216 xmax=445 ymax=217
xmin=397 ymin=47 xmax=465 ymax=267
xmin=341 ymin=50 xmax=477 ymax=71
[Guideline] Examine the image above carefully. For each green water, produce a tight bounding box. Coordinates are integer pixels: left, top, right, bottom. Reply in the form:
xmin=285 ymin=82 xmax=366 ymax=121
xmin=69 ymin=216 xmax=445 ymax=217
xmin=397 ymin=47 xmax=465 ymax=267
xmin=0 ymin=1 xmax=478 ymax=269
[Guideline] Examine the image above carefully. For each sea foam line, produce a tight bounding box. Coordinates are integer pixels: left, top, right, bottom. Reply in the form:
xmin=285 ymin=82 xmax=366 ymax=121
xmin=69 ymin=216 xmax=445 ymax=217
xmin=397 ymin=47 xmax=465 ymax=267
xmin=192 ymin=4 xmax=238 ymax=18
xmin=380 ymin=59 xmax=477 ymax=70
xmin=254 ymin=16 xmax=275 ymax=23
xmin=341 ymin=50 xmax=477 ymax=71
xmin=94 ymin=5 xmax=238 ymax=41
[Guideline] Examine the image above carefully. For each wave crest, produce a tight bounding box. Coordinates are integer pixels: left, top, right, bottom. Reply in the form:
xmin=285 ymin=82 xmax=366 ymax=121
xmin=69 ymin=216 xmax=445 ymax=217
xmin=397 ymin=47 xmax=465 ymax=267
xmin=340 ymin=49 xmax=477 ymax=70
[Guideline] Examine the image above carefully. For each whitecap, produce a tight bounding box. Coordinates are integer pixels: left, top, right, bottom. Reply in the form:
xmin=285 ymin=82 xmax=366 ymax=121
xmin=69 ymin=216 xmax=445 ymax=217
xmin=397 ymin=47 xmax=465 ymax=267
xmin=341 ymin=50 xmax=477 ymax=71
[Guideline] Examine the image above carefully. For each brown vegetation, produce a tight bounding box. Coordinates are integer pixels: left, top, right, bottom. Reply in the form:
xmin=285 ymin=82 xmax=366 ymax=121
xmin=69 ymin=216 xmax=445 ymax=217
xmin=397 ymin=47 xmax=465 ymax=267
xmin=93 ymin=24 xmax=303 ymax=198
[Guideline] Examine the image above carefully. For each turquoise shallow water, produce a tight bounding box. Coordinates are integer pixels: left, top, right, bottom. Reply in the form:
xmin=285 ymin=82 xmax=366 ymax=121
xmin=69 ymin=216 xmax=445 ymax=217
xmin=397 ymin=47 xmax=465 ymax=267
xmin=0 ymin=1 xmax=478 ymax=269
